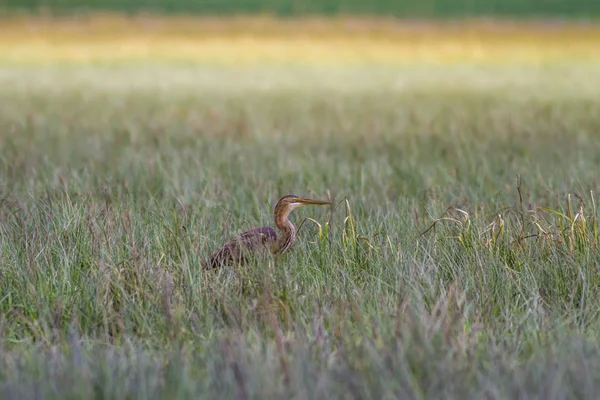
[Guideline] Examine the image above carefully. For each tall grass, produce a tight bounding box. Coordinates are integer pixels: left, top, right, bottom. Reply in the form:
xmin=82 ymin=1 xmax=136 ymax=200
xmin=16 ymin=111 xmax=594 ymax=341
xmin=1 ymin=33 xmax=600 ymax=398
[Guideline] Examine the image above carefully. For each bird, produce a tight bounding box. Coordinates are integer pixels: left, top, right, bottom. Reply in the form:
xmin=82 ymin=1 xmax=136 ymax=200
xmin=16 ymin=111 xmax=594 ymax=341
xmin=204 ymin=194 xmax=331 ymax=269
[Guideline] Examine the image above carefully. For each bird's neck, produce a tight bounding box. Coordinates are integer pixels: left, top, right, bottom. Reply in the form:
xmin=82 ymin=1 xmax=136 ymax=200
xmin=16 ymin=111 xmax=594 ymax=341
xmin=275 ymin=213 xmax=296 ymax=255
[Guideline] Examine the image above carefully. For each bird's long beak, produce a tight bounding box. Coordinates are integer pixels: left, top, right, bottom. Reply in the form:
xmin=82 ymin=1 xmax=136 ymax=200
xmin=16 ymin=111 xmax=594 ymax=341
xmin=299 ymin=197 xmax=331 ymax=205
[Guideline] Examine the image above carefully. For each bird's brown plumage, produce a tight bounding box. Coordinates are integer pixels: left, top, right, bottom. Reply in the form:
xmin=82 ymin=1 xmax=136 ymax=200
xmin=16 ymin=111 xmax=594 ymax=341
xmin=204 ymin=194 xmax=330 ymax=269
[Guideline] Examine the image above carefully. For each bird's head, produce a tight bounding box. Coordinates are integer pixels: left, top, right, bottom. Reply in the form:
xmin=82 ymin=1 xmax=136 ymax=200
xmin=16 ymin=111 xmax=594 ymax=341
xmin=275 ymin=194 xmax=331 ymax=219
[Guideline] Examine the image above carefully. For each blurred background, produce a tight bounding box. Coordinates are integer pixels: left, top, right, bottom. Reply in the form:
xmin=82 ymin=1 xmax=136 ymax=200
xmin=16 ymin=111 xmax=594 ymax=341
xmin=2 ymin=0 xmax=600 ymax=18
xmin=1 ymin=0 xmax=598 ymax=68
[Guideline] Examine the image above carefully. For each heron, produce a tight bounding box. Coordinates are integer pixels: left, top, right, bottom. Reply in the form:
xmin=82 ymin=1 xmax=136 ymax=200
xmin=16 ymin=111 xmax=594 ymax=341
xmin=204 ymin=194 xmax=331 ymax=269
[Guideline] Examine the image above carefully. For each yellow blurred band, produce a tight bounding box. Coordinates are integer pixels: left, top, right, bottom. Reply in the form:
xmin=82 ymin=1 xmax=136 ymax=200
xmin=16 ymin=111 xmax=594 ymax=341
xmin=0 ymin=15 xmax=598 ymax=66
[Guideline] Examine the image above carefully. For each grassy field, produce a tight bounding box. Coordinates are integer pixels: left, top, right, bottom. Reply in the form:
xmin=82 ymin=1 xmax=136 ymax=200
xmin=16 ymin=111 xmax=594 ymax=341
xmin=1 ymin=16 xmax=600 ymax=399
